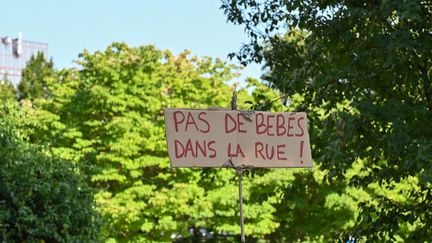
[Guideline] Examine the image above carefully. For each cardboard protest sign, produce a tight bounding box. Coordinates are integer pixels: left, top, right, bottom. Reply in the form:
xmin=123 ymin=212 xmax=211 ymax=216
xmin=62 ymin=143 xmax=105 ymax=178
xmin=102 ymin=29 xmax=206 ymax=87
xmin=164 ymin=108 xmax=313 ymax=168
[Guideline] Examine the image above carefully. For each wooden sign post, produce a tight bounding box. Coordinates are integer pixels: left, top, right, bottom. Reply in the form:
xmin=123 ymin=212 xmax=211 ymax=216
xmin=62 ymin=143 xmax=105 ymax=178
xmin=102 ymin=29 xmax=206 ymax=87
xmin=164 ymin=93 xmax=313 ymax=242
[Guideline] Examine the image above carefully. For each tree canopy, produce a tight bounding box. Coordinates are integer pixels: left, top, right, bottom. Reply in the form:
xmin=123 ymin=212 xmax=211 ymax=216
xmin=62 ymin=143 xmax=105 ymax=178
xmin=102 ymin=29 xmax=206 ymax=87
xmin=14 ymin=42 xmax=380 ymax=242
xmin=8 ymin=11 xmax=431 ymax=238
xmin=21 ymin=43 xmax=302 ymax=241
xmin=0 ymin=77 xmax=16 ymax=101
xmin=0 ymin=101 xmax=100 ymax=242
xmin=221 ymin=0 xmax=432 ymax=240
xmin=18 ymin=52 xmax=56 ymax=100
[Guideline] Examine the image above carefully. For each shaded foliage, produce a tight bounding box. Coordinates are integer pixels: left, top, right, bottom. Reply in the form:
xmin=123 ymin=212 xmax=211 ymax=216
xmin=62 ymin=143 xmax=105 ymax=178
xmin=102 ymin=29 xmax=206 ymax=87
xmin=0 ymin=101 xmax=100 ymax=242
xmin=221 ymin=0 xmax=432 ymax=240
xmin=18 ymin=52 xmax=56 ymax=100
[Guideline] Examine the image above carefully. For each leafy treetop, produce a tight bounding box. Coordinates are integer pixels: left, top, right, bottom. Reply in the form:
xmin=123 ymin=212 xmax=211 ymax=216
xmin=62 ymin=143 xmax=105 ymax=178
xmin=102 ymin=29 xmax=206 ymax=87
xmin=221 ymin=0 xmax=432 ymax=240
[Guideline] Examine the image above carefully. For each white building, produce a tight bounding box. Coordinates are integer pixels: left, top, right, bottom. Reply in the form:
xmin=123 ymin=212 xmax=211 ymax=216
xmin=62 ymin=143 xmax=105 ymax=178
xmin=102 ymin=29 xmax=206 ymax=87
xmin=0 ymin=33 xmax=48 ymax=85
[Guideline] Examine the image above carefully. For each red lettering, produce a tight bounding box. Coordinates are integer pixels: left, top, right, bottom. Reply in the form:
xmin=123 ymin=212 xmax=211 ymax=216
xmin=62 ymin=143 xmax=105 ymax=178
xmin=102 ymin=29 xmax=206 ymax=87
xmin=228 ymin=143 xmax=235 ymax=157
xmin=227 ymin=143 xmax=244 ymax=157
xmin=195 ymin=140 xmax=206 ymax=158
xmin=184 ymin=139 xmax=195 ymax=158
xmin=173 ymin=111 xmax=185 ymax=133
xmin=266 ymin=115 xmax=275 ymax=136
xmin=237 ymin=114 xmax=246 ymax=133
xmin=299 ymin=140 xmax=304 ymax=160
xmin=256 ymin=113 xmax=266 ymax=135
xmin=174 ymin=139 xmax=217 ymax=159
xmin=225 ymin=113 xmax=237 ymax=133
xmin=208 ymin=140 xmax=216 ymax=158
xmin=276 ymin=114 xmax=286 ymax=136
xmin=296 ymin=117 xmax=305 ymax=137
xmin=198 ymin=112 xmax=210 ymax=133
xmin=255 ymin=142 xmax=265 ymax=159
xmin=255 ymin=142 xmax=288 ymax=160
xmin=236 ymin=144 xmax=245 ymax=157
xmin=174 ymin=139 xmax=184 ymax=158
xmin=277 ymin=144 xmax=287 ymax=160
xmin=265 ymin=144 xmax=275 ymax=159
xmin=185 ymin=112 xmax=199 ymax=132
xmin=287 ymin=116 xmax=295 ymax=137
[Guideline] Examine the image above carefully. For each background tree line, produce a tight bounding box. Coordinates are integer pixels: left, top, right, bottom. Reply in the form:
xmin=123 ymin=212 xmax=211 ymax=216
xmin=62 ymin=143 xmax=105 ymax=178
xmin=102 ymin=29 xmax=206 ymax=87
xmin=1 ymin=0 xmax=431 ymax=241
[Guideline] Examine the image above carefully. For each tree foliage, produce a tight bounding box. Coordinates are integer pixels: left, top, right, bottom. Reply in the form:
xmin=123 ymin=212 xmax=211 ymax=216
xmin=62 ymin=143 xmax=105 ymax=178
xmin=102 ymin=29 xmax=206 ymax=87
xmin=15 ymin=39 xmax=419 ymax=241
xmin=22 ymin=43 xmax=296 ymax=241
xmin=221 ymin=0 xmax=432 ymax=240
xmin=0 ymin=77 xmax=16 ymax=101
xmin=0 ymin=101 xmax=100 ymax=242
xmin=18 ymin=52 xmax=56 ymax=100
xmin=17 ymin=41 xmax=371 ymax=242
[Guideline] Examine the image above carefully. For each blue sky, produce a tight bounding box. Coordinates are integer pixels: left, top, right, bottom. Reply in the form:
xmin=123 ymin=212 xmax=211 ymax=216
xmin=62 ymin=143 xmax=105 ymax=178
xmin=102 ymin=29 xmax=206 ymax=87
xmin=1 ymin=0 xmax=262 ymax=84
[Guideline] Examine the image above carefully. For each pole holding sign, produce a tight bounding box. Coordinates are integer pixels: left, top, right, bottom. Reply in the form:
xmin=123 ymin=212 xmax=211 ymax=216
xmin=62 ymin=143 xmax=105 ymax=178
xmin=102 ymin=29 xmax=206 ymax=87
xmin=230 ymin=91 xmax=246 ymax=243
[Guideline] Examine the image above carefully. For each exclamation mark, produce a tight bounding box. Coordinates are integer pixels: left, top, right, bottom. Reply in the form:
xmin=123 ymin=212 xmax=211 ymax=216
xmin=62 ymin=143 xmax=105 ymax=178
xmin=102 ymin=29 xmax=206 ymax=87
xmin=300 ymin=141 xmax=304 ymax=164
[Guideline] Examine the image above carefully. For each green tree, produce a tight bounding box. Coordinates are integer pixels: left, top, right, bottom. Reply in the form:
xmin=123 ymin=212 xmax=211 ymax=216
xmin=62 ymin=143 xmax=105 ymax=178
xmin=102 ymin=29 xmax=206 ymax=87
xmin=221 ymin=0 xmax=432 ymax=241
xmin=24 ymin=43 xmax=290 ymax=241
xmin=18 ymin=52 xmax=56 ymax=100
xmin=0 ymin=101 xmax=100 ymax=242
xmin=22 ymin=42 xmax=377 ymax=242
xmin=0 ymin=77 xmax=16 ymax=101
